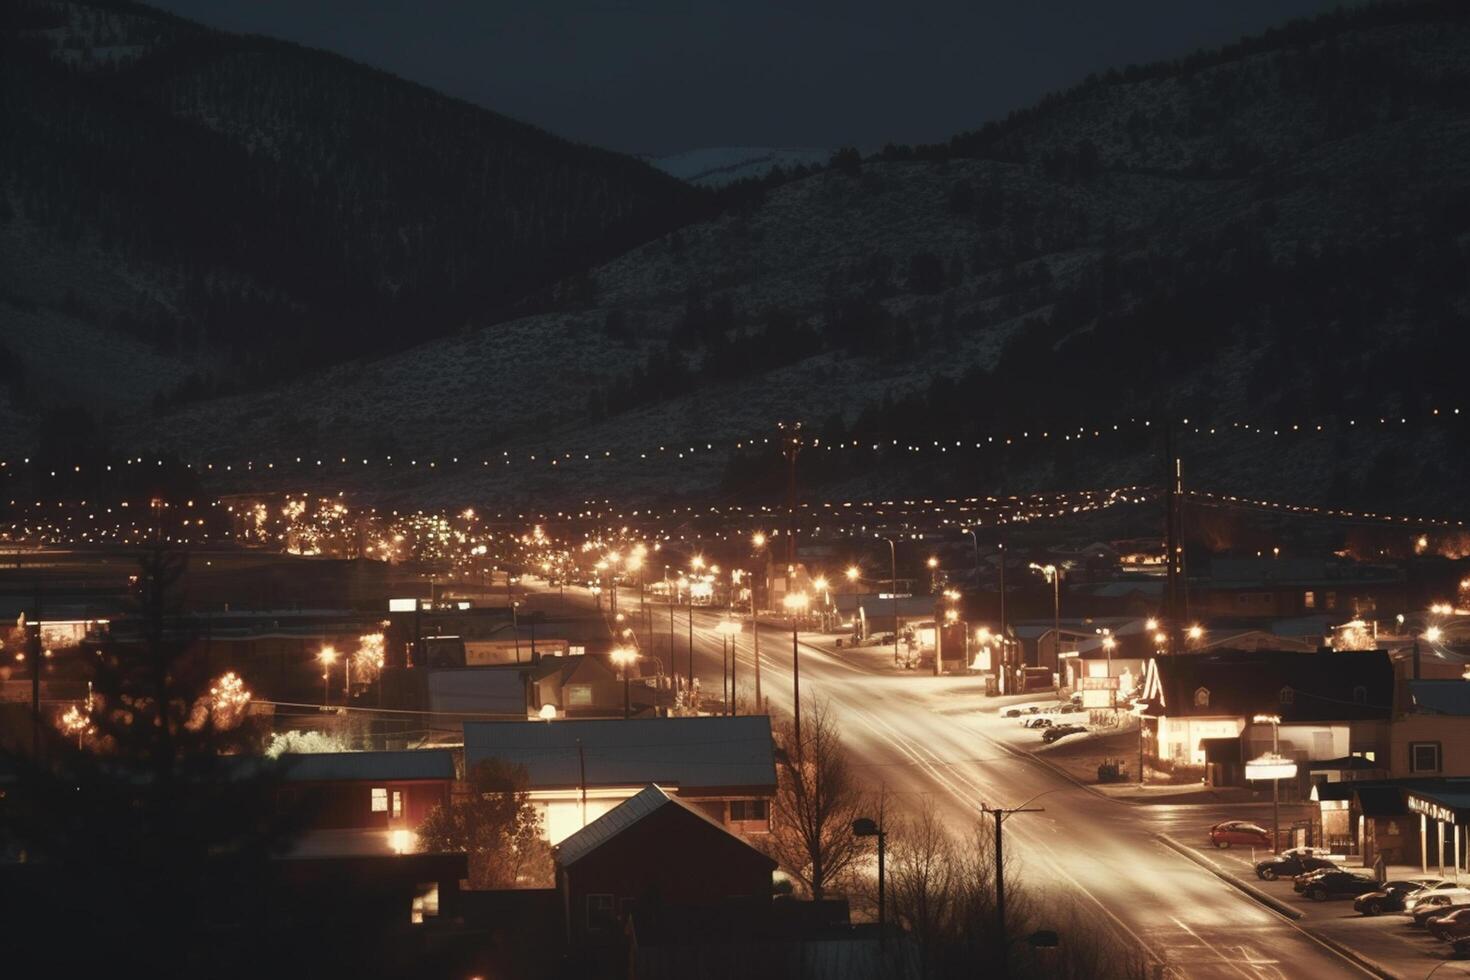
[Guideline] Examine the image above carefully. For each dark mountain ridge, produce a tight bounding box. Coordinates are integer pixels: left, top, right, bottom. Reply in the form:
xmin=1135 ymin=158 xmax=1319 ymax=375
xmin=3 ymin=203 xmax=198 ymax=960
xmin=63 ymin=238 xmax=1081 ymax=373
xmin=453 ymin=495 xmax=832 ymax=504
xmin=0 ymin=0 xmax=703 ymax=395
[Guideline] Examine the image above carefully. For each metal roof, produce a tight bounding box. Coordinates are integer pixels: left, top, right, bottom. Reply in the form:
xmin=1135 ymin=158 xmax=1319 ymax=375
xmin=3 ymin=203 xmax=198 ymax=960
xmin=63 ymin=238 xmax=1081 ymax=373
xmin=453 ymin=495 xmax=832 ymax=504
xmin=554 ymin=783 xmax=759 ymax=868
xmin=1409 ymin=680 xmax=1470 ymax=716
xmin=427 ymin=668 xmax=528 ymax=716
xmin=280 ymin=749 xmax=456 ymax=783
xmin=462 ymin=715 xmax=776 ymax=791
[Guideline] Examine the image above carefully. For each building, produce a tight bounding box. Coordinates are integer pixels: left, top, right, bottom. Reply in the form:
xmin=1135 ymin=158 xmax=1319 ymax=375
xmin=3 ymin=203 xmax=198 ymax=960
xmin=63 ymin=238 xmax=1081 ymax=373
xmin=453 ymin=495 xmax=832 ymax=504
xmin=531 ymin=652 xmax=649 ymax=717
xmin=1187 ymin=557 xmax=1405 ymax=621
xmin=268 ymin=749 xmax=456 ymax=855
xmin=1140 ymin=649 xmax=1393 ymax=785
xmin=463 ymin=715 xmax=777 ymax=844
xmin=555 ymin=783 xmax=776 ymax=946
xmin=1388 ymin=680 xmax=1470 ymax=778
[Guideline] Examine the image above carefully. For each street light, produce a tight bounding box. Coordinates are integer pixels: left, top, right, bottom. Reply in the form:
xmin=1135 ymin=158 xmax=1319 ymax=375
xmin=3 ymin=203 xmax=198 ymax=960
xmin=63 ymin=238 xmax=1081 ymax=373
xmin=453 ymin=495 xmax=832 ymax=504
xmin=882 ymin=536 xmax=900 ymax=667
xmin=611 ymin=646 xmax=638 ymax=720
xmin=318 ymin=645 xmax=338 ymax=708
xmin=1100 ymin=631 xmax=1117 ymax=708
xmin=1251 ymin=713 xmax=1288 ymax=851
xmin=1029 ymin=563 xmax=1062 ymax=677
xmin=783 ymin=591 xmax=809 ymax=748
xmin=853 ymin=816 xmax=887 ymax=947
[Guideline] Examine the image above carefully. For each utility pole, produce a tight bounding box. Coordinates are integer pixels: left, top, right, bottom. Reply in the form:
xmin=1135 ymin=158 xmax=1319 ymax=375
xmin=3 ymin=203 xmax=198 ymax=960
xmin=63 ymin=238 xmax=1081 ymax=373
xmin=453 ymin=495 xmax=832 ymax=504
xmin=29 ymin=581 xmax=43 ymax=758
xmin=1163 ymin=422 xmax=1182 ymax=655
xmin=885 ymin=536 xmax=899 ymax=667
xmin=577 ymin=738 xmax=588 ymax=828
xmin=988 ymin=802 xmax=1045 ymax=976
xmin=780 ymin=421 xmax=804 ymax=568
xmin=998 ymin=537 xmax=1007 ymax=693
xmin=751 ymin=586 xmax=762 ymax=711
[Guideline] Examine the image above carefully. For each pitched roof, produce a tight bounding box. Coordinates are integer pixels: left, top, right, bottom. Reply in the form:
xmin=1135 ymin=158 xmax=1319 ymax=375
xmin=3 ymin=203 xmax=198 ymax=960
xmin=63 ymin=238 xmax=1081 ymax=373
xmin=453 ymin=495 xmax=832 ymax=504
xmin=1408 ymin=680 xmax=1470 ymax=716
xmin=462 ymin=715 xmax=776 ymax=792
xmin=279 ymin=749 xmax=456 ymax=782
xmin=427 ymin=668 xmax=528 ymax=716
xmin=1142 ymin=649 xmax=1393 ymax=721
xmin=555 ymin=783 xmax=775 ymax=870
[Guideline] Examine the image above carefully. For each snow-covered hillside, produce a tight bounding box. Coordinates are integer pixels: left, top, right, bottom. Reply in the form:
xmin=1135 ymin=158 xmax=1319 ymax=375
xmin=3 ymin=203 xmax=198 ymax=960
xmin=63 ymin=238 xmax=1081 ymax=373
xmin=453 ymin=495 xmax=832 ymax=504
xmin=648 ymin=147 xmax=833 ymax=187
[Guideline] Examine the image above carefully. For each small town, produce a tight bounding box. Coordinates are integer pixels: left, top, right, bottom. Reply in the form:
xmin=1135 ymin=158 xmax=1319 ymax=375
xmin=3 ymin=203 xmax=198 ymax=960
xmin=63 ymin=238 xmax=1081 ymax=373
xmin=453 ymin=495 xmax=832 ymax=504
xmin=5 ymin=0 xmax=1470 ymax=977
xmin=7 ymin=490 xmax=1470 ymax=977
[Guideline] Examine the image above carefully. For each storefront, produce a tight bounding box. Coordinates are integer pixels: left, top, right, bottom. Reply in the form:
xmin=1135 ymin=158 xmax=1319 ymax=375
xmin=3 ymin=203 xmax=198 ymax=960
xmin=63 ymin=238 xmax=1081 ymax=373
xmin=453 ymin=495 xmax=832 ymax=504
xmin=1406 ymin=789 xmax=1470 ymax=879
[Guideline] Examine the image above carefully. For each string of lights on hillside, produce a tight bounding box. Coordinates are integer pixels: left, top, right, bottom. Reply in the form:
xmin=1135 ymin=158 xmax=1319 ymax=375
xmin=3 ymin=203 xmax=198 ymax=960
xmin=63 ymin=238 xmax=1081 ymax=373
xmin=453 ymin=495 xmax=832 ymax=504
xmin=0 ymin=405 xmax=1464 ymax=479
xmin=1183 ymin=490 xmax=1467 ymax=528
xmin=4 ymin=483 xmax=1467 ymax=554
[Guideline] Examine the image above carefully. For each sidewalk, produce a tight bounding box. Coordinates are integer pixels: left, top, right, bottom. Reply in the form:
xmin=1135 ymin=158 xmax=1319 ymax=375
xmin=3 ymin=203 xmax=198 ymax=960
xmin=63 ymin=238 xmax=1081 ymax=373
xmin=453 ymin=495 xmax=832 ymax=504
xmin=1160 ymin=831 xmax=1470 ymax=978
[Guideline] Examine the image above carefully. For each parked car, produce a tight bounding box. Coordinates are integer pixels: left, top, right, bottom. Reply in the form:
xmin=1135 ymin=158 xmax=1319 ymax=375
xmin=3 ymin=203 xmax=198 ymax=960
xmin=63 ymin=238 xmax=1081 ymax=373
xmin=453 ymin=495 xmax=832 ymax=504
xmin=1003 ymin=707 xmax=1024 ymax=718
xmin=1209 ymin=821 xmax=1271 ymax=849
xmin=1255 ymin=852 xmax=1337 ymax=881
xmin=1408 ymin=889 xmax=1470 ymax=919
xmin=1057 ymin=702 xmax=1083 ymax=714
xmin=1293 ymin=866 xmax=1339 ymax=892
xmin=1355 ymin=880 xmax=1450 ymax=916
xmin=1042 ymin=724 xmax=1088 ymax=744
xmin=1429 ymin=908 xmax=1470 ymax=941
xmin=1301 ymin=871 xmax=1379 ymax=901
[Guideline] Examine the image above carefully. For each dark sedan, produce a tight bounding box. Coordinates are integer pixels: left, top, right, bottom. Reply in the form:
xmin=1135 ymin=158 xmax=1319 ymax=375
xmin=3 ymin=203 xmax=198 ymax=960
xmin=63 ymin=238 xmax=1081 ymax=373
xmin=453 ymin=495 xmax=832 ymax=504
xmin=1412 ymin=899 xmax=1470 ymax=928
xmin=1302 ymin=871 xmax=1379 ymax=901
xmin=1354 ymin=880 xmax=1441 ymax=915
xmin=1255 ymin=853 xmax=1337 ymax=881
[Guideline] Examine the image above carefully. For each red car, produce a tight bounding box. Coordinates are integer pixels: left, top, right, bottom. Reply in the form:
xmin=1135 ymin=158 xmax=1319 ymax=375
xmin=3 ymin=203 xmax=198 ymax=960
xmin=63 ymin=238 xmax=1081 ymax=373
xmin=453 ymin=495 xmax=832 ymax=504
xmin=1209 ymin=821 xmax=1271 ymax=849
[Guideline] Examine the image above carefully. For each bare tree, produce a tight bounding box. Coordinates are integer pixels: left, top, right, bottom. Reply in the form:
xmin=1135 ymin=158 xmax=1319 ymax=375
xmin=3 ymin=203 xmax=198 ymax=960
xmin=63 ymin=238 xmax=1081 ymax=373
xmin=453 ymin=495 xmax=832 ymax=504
xmin=765 ymin=696 xmax=867 ymax=900
xmin=877 ymin=805 xmax=1149 ymax=980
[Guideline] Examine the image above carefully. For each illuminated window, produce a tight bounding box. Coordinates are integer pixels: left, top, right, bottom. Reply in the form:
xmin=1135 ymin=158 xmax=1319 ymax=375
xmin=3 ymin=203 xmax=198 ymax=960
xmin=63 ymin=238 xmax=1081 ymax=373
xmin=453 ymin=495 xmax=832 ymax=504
xmin=566 ymin=684 xmax=593 ymax=707
xmin=1193 ymin=687 xmax=1210 ymax=708
xmin=1325 ymin=592 xmax=1337 ymax=610
xmin=371 ymin=787 xmax=388 ymax=812
xmin=410 ymin=882 xmax=439 ymax=924
xmin=1304 ymin=591 xmax=1316 ymax=609
xmin=392 ymin=790 xmax=404 ymax=819
xmin=1411 ymin=742 xmax=1442 ymax=774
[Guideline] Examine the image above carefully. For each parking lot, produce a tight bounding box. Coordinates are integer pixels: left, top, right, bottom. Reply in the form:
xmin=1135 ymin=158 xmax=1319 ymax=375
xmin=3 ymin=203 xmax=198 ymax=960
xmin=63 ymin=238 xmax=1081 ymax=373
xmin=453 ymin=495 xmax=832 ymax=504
xmin=1165 ymin=811 xmax=1470 ymax=977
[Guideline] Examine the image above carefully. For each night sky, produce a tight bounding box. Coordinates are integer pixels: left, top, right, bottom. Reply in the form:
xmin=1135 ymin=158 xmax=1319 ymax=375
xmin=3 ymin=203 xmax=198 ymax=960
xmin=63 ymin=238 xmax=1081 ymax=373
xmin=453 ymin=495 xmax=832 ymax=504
xmin=155 ymin=0 xmax=1339 ymax=156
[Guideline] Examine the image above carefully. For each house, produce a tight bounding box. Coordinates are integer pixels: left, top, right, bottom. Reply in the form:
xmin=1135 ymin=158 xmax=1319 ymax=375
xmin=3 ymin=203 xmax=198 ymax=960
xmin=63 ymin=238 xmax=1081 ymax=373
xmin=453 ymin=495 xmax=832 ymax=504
xmin=555 ymin=783 xmax=776 ymax=946
xmin=1188 ymin=557 xmax=1406 ymax=621
xmin=269 ymin=749 xmax=456 ymax=856
xmin=463 ymin=715 xmax=777 ymax=844
xmin=1140 ymin=650 xmax=1393 ymax=787
xmin=530 ymin=653 xmax=648 ymax=717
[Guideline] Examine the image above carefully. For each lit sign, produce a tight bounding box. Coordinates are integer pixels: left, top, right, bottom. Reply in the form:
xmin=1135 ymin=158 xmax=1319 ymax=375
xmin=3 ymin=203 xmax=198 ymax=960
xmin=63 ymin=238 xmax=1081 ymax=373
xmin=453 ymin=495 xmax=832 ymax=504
xmin=1081 ymin=676 xmax=1120 ymax=690
xmin=1245 ymin=756 xmax=1298 ymax=781
xmin=388 ymin=598 xmax=419 ymax=612
xmin=877 ymin=593 xmax=913 ymax=600
xmin=1409 ymin=795 xmax=1457 ymax=826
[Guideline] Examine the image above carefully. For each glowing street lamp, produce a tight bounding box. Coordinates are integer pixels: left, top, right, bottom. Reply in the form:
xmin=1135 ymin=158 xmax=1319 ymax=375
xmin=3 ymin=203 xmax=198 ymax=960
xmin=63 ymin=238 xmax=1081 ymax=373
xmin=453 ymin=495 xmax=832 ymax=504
xmin=752 ymin=531 xmax=767 ymax=550
xmin=318 ymin=645 xmax=338 ymax=708
xmin=1029 ymin=563 xmax=1063 ymax=673
xmin=610 ymin=646 xmax=638 ymax=719
xmin=1250 ymin=713 xmax=1291 ymax=850
xmin=784 ymin=591 xmax=809 ymax=746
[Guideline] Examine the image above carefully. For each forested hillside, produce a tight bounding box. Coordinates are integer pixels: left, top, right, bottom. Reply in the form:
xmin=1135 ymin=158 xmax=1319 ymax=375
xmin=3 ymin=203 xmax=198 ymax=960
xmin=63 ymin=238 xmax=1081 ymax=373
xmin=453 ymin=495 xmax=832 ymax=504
xmin=0 ymin=0 xmax=701 ymax=413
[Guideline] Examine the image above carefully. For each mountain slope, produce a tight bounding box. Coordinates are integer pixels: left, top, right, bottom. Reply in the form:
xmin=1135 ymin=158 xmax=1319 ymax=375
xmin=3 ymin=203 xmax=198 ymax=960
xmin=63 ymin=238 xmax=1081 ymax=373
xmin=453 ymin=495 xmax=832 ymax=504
xmin=15 ymin=0 xmax=1470 ymax=519
xmin=0 ymin=0 xmax=702 ymax=415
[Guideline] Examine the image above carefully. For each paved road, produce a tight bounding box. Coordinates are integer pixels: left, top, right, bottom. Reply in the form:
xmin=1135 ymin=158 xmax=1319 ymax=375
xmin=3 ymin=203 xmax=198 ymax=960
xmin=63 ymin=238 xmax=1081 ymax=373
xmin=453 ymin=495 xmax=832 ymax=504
xmin=538 ymin=584 xmax=1378 ymax=978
